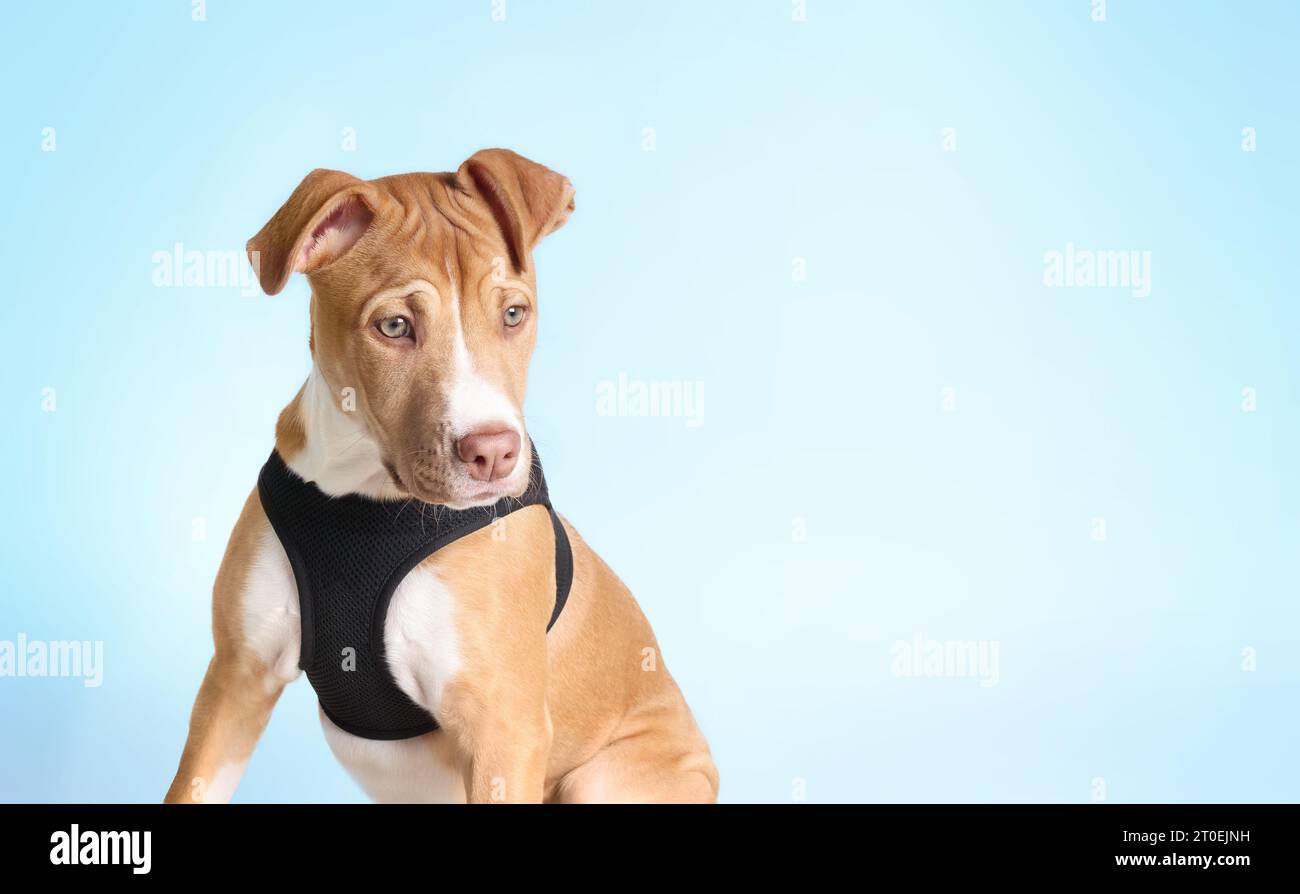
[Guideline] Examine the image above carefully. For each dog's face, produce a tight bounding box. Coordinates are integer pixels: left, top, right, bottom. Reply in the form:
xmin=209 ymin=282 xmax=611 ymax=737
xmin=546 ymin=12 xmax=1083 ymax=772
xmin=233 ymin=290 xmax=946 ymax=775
xmin=248 ymin=150 xmax=574 ymax=507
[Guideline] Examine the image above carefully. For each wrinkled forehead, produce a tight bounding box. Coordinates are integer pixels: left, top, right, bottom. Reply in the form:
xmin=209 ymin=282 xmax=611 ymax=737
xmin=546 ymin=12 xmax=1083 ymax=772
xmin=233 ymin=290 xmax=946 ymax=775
xmin=315 ymin=172 xmax=524 ymax=303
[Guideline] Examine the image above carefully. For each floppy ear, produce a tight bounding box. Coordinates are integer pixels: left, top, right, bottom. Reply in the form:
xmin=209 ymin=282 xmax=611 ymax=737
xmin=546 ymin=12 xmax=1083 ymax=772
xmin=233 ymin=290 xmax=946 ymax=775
xmin=246 ymin=169 xmax=376 ymax=295
xmin=456 ymin=149 xmax=575 ymax=273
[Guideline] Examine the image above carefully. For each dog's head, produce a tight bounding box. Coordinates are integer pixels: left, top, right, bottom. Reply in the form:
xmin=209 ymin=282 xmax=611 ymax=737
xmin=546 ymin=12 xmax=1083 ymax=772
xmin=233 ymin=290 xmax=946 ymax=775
xmin=248 ymin=149 xmax=574 ymax=507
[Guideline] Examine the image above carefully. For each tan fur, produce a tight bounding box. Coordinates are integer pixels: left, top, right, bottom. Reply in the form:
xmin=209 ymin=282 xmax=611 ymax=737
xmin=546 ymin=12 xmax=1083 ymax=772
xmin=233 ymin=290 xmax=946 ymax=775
xmin=166 ymin=149 xmax=717 ymax=804
xmin=164 ymin=490 xmax=283 ymax=804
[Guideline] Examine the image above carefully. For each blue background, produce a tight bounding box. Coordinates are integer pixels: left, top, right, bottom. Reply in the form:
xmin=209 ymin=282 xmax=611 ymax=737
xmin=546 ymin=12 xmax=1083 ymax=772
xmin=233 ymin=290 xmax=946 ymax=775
xmin=1 ymin=1 xmax=1296 ymax=803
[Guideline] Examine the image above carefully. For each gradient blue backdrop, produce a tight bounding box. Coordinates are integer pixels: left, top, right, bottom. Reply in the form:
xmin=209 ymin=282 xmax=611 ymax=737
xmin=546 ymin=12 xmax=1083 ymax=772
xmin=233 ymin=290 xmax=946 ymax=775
xmin=1 ymin=1 xmax=1296 ymax=803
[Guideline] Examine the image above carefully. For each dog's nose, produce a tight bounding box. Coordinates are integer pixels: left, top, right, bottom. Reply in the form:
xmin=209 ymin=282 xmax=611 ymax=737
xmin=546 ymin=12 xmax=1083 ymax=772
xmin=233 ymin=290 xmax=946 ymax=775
xmin=455 ymin=429 xmax=521 ymax=482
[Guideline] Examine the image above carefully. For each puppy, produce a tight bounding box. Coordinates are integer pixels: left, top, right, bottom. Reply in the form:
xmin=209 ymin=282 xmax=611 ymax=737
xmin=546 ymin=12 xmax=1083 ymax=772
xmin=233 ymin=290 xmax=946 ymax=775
xmin=164 ymin=149 xmax=718 ymax=804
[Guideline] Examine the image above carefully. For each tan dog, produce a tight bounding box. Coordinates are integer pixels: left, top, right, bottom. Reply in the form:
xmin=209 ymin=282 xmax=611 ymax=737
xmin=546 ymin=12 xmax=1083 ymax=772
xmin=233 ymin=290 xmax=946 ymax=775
xmin=164 ymin=149 xmax=718 ymax=803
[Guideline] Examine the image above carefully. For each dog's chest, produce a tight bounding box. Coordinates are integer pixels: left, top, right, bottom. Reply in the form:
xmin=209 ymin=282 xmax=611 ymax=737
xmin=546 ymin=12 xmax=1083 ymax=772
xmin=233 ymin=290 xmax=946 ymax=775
xmin=241 ymin=529 xmax=463 ymax=724
xmin=241 ymin=532 xmax=466 ymax=801
xmin=326 ymin=565 xmax=469 ymax=802
xmin=241 ymin=524 xmax=460 ymax=706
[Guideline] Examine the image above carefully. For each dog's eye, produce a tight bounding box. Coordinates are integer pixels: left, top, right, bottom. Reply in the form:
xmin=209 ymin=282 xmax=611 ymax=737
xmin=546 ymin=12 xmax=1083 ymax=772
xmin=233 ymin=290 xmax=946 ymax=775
xmin=504 ymin=306 xmax=526 ymax=328
xmin=378 ymin=316 xmax=411 ymax=339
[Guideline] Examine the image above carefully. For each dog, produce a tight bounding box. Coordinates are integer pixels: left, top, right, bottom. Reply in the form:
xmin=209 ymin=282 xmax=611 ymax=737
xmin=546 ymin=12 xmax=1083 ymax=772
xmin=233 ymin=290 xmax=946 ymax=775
xmin=164 ymin=149 xmax=718 ymax=803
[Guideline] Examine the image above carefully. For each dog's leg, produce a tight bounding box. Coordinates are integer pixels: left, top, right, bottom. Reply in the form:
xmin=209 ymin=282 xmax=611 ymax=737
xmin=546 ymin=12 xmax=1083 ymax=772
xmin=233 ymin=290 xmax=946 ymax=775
xmin=164 ymin=490 xmax=299 ymax=803
xmin=429 ymin=606 xmax=552 ymax=803
xmin=408 ymin=508 xmax=556 ymax=803
xmin=440 ymin=692 xmax=551 ymax=804
xmin=553 ymin=708 xmax=719 ymax=804
xmin=163 ymin=656 xmax=286 ymax=803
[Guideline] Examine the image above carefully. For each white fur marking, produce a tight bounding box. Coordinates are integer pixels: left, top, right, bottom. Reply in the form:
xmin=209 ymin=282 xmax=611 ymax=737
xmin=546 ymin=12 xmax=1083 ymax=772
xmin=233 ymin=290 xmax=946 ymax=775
xmin=202 ymin=761 xmax=247 ymax=803
xmin=239 ymin=526 xmax=301 ymax=693
xmin=383 ymin=564 xmax=462 ymax=717
xmin=442 ymin=269 xmax=527 ymax=492
xmin=286 ymin=367 xmax=397 ymax=499
xmin=320 ymin=709 xmax=466 ymax=803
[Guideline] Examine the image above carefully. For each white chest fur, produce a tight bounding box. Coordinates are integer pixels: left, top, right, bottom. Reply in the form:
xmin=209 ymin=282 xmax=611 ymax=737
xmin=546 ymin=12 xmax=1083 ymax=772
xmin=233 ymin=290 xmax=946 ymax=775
xmin=381 ymin=564 xmax=464 ymax=717
xmin=239 ymin=531 xmax=465 ymax=803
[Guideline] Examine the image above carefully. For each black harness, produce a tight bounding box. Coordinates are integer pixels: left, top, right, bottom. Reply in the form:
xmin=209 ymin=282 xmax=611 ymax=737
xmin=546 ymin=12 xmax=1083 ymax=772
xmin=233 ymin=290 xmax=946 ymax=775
xmin=256 ymin=448 xmax=572 ymax=740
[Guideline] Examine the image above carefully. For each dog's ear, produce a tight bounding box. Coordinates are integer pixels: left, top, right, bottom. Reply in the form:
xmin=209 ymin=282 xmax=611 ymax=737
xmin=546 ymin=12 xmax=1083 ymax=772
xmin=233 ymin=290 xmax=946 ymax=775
xmin=246 ymin=169 xmax=376 ymax=296
xmin=456 ymin=149 xmax=575 ymax=274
